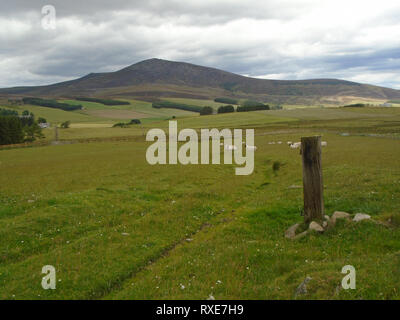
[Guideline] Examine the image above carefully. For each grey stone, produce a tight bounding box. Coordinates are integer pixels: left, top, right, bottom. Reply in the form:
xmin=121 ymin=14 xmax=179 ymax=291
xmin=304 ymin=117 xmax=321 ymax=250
xmin=294 ymin=277 xmax=312 ymax=298
xmin=285 ymin=223 xmax=300 ymax=239
xmin=353 ymin=213 xmax=371 ymax=222
xmin=294 ymin=231 xmax=308 ymax=240
xmin=331 ymin=211 xmax=350 ymax=225
xmin=309 ymin=221 xmax=324 ymax=233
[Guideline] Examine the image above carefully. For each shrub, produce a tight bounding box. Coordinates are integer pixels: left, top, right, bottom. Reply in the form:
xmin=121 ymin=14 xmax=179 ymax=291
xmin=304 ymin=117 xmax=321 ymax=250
xmin=60 ymin=121 xmax=70 ymax=128
xmin=24 ymin=122 xmax=44 ymax=142
xmin=342 ymin=103 xmax=366 ymax=108
xmin=217 ymin=105 xmax=235 ymax=114
xmin=0 ymin=108 xmax=18 ymax=116
xmin=214 ymin=97 xmax=238 ymax=104
xmin=200 ymin=106 xmax=214 ymax=115
xmin=113 ymin=122 xmax=129 ymax=128
xmin=37 ymin=117 xmax=47 ymax=123
xmin=129 ymin=119 xmax=141 ymax=124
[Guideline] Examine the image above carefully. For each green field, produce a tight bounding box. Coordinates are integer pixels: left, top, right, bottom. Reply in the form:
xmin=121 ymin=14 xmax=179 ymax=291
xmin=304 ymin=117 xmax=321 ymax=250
xmin=0 ymin=102 xmax=400 ymax=300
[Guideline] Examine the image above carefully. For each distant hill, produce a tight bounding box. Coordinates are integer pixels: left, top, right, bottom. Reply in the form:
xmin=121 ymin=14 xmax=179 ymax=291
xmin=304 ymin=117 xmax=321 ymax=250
xmin=2 ymin=58 xmax=400 ymax=105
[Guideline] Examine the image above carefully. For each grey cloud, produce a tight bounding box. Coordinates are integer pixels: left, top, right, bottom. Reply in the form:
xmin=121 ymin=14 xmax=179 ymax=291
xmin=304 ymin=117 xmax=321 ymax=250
xmin=1 ymin=0 xmax=400 ymax=89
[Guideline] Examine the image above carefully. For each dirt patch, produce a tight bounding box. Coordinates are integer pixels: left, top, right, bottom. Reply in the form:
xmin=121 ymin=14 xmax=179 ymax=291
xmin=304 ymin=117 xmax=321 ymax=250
xmin=85 ymin=109 xmax=149 ymax=119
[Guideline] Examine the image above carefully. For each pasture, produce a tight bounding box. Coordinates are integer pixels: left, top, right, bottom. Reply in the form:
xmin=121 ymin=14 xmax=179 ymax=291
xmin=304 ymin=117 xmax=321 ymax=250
xmin=0 ymin=104 xmax=399 ymax=299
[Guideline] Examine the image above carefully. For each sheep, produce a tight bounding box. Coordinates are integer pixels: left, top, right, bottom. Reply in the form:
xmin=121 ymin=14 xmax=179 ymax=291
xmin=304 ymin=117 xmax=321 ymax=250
xmin=289 ymin=141 xmax=327 ymax=149
xmin=246 ymin=144 xmax=257 ymax=150
xmin=289 ymin=142 xmax=301 ymax=149
xmin=224 ymin=144 xmax=237 ymax=151
xmin=287 ymin=141 xmax=293 ymax=145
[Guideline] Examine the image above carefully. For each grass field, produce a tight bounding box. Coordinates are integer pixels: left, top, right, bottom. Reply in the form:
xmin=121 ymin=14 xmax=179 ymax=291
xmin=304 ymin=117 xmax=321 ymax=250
xmin=0 ymin=104 xmax=400 ymax=300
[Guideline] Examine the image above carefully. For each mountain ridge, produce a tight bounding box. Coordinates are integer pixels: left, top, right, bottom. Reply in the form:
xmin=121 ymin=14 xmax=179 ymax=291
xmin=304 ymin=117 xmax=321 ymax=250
xmin=2 ymin=58 xmax=400 ymax=104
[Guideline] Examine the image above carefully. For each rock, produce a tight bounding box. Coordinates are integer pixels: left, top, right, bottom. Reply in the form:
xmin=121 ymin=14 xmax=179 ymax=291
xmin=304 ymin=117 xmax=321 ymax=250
xmin=331 ymin=211 xmax=350 ymax=225
xmin=207 ymin=294 xmax=215 ymax=300
xmin=353 ymin=213 xmax=371 ymax=222
xmin=285 ymin=223 xmax=300 ymax=239
xmin=309 ymin=221 xmax=324 ymax=233
xmin=294 ymin=231 xmax=308 ymax=240
xmin=294 ymin=277 xmax=312 ymax=298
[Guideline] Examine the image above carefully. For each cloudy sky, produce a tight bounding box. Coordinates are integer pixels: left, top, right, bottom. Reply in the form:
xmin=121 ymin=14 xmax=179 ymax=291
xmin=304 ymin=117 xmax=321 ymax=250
xmin=1 ymin=0 xmax=400 ymax=88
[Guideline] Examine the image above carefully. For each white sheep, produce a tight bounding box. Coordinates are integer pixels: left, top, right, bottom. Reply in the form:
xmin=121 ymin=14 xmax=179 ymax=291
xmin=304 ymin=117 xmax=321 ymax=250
xmin=246 ymin=144 xmax=257 ymax=150
xmin=224 ymin=144 xmax=237 ymax=151
xmin=289 ymin=141 xmax=327 ymax=149
xmin=289 ymin=142 xmax=301 ymax=149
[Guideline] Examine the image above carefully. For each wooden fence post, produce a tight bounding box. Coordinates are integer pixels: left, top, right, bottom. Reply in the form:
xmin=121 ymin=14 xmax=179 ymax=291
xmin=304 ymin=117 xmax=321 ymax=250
xmin=301 ymin=136 xmax=324 ymax=223
xmin=54 ymin=126 xmax=58 ymax=142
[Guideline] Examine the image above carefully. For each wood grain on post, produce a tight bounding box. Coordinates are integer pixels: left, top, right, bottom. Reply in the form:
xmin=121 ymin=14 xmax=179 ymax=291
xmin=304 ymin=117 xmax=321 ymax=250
xmin=301 ymin=136 xmax=324 ymax=223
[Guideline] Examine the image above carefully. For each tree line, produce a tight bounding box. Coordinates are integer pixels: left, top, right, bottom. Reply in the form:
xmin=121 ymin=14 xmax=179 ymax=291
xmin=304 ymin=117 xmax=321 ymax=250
xmin=22 ymin=97 xmax=83 ymax=111
xmin=0 ymin=108 xmax=44 ymax=145
xmin=75 ymin=97 xmax=130 ymax=106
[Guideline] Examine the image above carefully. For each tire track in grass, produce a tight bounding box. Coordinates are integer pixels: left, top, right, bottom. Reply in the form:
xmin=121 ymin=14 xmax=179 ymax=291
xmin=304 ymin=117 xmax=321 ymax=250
xmin=101 ymin=208 xmax=237 ymax=299
xmin=0 ymin=200 xmax=229 ymax=299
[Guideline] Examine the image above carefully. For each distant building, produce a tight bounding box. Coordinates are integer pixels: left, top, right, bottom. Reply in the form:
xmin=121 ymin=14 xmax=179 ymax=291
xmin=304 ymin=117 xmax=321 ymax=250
xmin=39 ymin=123 xmax=50 ymax=128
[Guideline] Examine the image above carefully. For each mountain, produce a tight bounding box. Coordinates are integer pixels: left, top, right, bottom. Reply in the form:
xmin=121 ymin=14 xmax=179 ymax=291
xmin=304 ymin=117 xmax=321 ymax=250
xmin=2 ymin=58 xmax=400 ymax=105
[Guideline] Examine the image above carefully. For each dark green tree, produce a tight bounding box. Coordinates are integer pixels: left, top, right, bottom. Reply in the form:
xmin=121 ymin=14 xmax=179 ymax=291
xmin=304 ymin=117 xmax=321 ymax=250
xmin=217 ymin=105 xmax=235 ymax=114
xmin=200 ymin=106 xmax=214 ymax=115
xmin=60 ymin=120 xmax=70 ymax=128
xmin=0 ymin=116 xmax=24 ymax=145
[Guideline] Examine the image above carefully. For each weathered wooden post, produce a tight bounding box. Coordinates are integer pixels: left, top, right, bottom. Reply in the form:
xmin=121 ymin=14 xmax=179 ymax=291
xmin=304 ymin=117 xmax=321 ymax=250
xmin=301 ymin=136 xmax=324 ymax=223
xmin=54 ymin=126 xmax=59 ymax=142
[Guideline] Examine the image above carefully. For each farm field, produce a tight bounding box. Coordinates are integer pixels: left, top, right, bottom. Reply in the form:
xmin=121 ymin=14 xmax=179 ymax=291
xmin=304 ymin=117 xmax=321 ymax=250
xmin=0 ymin=106 xmax=400 ymax=300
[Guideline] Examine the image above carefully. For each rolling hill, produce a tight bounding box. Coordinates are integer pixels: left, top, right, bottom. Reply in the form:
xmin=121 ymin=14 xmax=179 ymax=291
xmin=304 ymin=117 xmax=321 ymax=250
xmin=2 ymin=58 xmax=400 ymax=105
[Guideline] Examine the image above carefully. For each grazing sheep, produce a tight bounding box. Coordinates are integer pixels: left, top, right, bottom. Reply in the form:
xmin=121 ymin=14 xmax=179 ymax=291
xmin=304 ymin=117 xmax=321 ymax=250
xmin=277 ymin=141 xmax=282 ymax=144
xmin=287 ymin=141 xmax=293 ymax=145
xmin=246 ymin=144 xmax=257 ymax=150
xmin=224 ymin=144 xmax=237 ymax=151
xmin=289 ymin=142 xmax=301 ymax=149
xmin=289 ymin=141 xmax=327 ymax=149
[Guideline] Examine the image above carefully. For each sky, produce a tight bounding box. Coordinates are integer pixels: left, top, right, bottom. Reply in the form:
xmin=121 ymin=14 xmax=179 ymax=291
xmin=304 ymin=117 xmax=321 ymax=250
xmin=1 ymin=0 xmax=400 ymax=89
